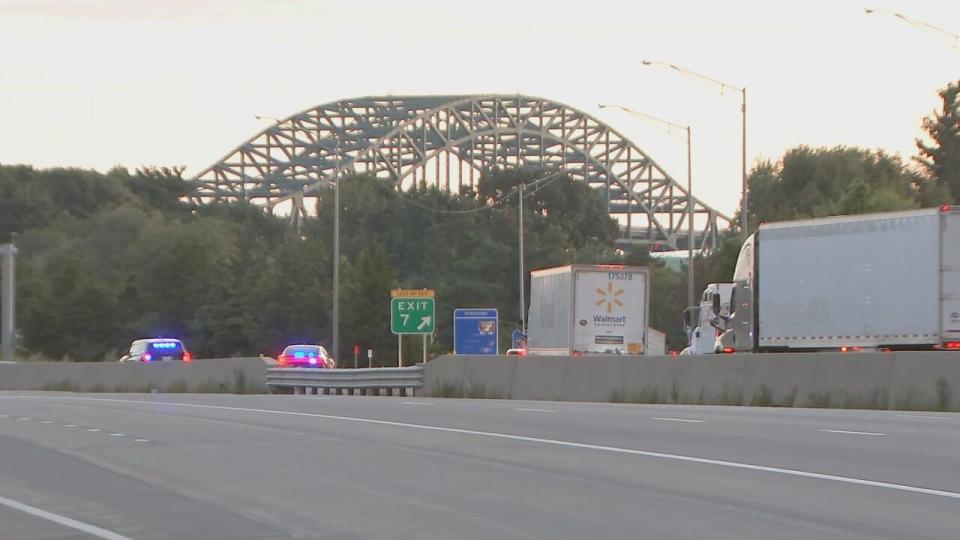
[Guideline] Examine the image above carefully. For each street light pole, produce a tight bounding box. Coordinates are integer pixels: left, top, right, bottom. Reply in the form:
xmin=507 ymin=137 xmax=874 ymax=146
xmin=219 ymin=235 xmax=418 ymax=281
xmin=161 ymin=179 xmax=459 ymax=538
xmin=332 ymin=135 xmax=341 ymax=363
xmin=599 ymin=104 xmax=696 ymax=309
xmin=741 ymin=86 xmax=747 ymax=237
xmin=686 ymin=125 xmax=694 ymax=310
xmin=1 ymin=236 xmax=16 ymax=363
xmin=518 ymin=182 xmax=526 ymax=332
xmin=640 ymin=60 xmax=749 ymax=238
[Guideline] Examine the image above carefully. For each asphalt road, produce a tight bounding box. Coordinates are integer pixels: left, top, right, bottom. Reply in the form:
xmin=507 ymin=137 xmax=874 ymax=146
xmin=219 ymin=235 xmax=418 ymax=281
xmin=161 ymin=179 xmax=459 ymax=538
xmin=1 ymin=393 xmax=958 ymax=539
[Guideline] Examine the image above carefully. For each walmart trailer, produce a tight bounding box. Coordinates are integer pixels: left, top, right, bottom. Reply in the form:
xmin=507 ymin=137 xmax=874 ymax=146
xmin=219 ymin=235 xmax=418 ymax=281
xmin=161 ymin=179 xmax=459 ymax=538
xmin=526 ymin=265 xmax=650 ymax=355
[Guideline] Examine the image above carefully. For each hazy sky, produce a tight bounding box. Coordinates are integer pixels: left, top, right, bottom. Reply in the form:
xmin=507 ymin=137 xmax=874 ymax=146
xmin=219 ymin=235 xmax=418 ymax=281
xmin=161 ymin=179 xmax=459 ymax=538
xmin=1 ymin=0 xmax=957 ymax=215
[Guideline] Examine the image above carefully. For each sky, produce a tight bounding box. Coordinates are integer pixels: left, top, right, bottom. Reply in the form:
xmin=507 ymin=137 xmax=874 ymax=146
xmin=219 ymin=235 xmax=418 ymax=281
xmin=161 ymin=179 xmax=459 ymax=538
xmin=1 ymin=0 xmax=958 ymax=216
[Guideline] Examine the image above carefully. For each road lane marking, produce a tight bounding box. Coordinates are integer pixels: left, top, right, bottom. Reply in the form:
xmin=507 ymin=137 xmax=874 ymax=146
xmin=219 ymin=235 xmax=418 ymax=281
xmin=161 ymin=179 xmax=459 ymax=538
xmin=133 ymin=438 xmax=150 ymax=442
xmin=63 ymin=424 xmax=76 ymax=428
xmin=41 ymin=420 xmax=54 ymax=424
xmin=819 ymin=429 xmax=886 ymax=436
xmin=401 ymin=402 xmax=435 ymax=406
xmin=17 ymin=417 xmax=30 ymax=420
xmin=0 ymin=494 xmax=133 ymax=540
xmin=516 ymin=408 xmax=557 ymax=413
xmin=896 ymin=414 xmax=951 ymax=420
xmin=653 ymin=417 xmax=705 ymax=423
xmin=86 ymin=428 xmax=101 ymax=432
xmin=109 ymin=433 xmax=125 ymax=437
xmin=0 ymin=414 xmax=6 ymax=417
xmin=8 ymin=396 xmax=960 ymax=501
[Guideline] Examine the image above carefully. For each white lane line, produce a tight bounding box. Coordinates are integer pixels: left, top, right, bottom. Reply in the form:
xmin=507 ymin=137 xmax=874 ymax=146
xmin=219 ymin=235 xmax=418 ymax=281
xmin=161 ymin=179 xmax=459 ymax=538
xmin=133 ymin=438 xmax=150 ymax=443
xmin=653 ymin=417 xmax=705 ymax=423
xmin=63 ymin=424 xmax=76 ymax=428
xmin=819 ymin=429 xmax=886 ymax=436
xmin=401 ymin=401 xmax=435 ymax=406
xmin=8 ymin=396 xmax=960 ymax=501
xmin=17 ymin=417 xmax=30 ymax=420
xmin=0 ymin=414 xmax=7 ymax=418
xmin=41 ymin=420 xmax=54 ymax=424
xmin=0 ymin=494 xmax=132 ymax=540
xmin=896 ymin=414 xmax=952 ymax=420
xmin=515 ymin=408 xmax=557 ymax=413
xmin=86 ymin=428 xmax=101 ymax=432
xmin=109 ymin=433 xmax=125 ymax=437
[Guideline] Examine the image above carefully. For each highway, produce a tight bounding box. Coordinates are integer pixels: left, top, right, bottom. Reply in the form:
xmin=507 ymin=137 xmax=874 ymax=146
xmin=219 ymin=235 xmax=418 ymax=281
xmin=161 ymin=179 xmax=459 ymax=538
xmin=0 ymin=393 xmax=958 ymax=539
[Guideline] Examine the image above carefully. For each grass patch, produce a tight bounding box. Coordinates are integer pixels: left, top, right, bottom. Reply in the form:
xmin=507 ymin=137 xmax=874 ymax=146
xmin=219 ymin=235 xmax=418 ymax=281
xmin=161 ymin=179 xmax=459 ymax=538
xmin=750 ymin=385 xmax=773 ymax=407
xmin=165 ymin=380 xmax=189 ymax=393
xmin=40 ymin=380 xmax=76 ymax=391
xmin=936 ymin=378 xmax=952 ymax=411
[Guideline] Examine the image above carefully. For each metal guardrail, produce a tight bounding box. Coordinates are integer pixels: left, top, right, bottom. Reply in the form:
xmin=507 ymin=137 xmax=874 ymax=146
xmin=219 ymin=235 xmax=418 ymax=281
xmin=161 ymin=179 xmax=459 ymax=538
xmin=266 ymin=365 xmax=424 ymax=396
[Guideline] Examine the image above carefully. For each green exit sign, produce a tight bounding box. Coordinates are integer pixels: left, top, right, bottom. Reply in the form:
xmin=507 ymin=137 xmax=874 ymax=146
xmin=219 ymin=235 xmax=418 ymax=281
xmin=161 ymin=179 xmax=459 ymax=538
xmin=391 ymin=290 xmax=435 ymax=334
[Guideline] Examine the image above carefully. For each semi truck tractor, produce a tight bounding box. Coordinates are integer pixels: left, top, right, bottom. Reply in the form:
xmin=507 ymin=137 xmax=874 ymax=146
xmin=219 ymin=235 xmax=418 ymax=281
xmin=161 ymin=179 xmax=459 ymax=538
xmin=684 ymin=206 xmax=960 ymax=353
xmin=526 ymin=264 xmax=651 ymax=355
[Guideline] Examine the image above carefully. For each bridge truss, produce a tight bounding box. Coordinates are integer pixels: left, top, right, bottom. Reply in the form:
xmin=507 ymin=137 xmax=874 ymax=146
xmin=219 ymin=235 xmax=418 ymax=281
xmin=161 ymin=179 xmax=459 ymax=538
xmin=191 ymin=95 xmax=732 ymax=250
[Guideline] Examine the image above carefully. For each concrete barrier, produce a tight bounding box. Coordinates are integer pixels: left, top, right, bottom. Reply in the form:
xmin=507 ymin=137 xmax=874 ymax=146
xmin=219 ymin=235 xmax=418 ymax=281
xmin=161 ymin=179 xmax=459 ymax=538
xmin=423 ymin=352 xmax=960 ymax=411
xmin=0 ymin=357 xmax=272 ymax=393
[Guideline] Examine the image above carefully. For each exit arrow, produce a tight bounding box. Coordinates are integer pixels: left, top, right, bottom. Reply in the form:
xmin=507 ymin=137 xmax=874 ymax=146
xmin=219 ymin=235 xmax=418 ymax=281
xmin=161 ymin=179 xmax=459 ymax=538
xmin=417 ymin=316 xmax=432 ymax=331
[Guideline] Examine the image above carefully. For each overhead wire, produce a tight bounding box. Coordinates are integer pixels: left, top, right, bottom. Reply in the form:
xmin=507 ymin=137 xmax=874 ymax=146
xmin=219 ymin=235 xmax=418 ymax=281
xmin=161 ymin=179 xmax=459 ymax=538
xmin=364 ymin=169 xmax=569 ymax=215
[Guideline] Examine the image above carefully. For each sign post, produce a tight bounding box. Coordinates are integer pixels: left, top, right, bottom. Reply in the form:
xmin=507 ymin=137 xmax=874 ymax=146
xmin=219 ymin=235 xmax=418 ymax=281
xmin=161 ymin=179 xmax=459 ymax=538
xmin=367 ymin=348 xmax=373 ymax=368
xmin=391 ymin=289 xmax=435 ymax=367
xmin=353 ymin=344 xmax=359 ymax=369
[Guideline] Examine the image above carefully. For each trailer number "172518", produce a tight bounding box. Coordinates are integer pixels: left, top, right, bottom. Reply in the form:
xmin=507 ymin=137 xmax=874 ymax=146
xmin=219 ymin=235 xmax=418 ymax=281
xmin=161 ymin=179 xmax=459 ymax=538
xmin=608 ymin=272 xmax=634 ymax=280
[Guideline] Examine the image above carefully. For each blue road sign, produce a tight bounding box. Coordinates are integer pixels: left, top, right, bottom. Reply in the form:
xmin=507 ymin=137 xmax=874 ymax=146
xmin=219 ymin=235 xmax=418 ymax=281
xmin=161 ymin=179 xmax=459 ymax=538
xmin=511 ymin=329 xmax=527 ymax=349
xmin=453 ymin=308 xmax=498 ymax=355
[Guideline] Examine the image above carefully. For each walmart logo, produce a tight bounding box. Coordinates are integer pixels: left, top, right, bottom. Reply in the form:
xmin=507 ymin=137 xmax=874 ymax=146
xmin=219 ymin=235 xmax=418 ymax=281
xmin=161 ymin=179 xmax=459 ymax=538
xmin=595 ymin=282 xmax=624 ymax=314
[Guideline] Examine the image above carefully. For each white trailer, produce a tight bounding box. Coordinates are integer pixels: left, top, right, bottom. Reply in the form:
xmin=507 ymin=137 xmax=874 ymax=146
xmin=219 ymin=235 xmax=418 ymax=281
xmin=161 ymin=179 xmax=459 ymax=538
xmin=646 ymin=328 xmax=666 ymax=356
xmin=527 ymin=265 xmax=650 ymax=355
xmin=700 ymin=206 xmax=960 ymax=353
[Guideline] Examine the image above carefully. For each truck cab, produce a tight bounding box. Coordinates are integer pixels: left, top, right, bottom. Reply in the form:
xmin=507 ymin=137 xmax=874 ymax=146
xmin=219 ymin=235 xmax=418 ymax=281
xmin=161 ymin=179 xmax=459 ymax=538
xmin=682 ymin=283 xmax=735 ymax=354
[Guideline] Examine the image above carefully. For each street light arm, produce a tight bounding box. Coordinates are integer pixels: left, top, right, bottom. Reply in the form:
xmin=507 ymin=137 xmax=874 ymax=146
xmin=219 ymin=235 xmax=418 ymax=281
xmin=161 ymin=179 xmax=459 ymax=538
xmin=599 ymin=104 xmax=689 ymax=141
xmin=641 ymin=60 xmax=744 ymax=93
xmin=254 ymin=114 xmax=283 ymax=123
xmin=865 ymin=7 xmax=960 ymax=43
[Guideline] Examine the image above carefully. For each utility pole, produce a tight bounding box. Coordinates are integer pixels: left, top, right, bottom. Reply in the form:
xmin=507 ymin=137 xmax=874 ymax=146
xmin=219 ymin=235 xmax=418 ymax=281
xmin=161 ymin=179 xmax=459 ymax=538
xmin=1 ymin=235 xmax=17 ymax=363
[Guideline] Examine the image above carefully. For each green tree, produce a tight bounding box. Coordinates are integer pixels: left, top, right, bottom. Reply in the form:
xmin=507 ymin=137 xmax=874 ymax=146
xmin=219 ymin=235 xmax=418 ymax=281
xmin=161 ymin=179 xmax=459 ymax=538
xmin=341 ymin=240 xmax=394 ymax=365
xmin=915 ymin=80 xmax=960 ymax=204
xmin=741 ymin=146 xmax=918 ymax=231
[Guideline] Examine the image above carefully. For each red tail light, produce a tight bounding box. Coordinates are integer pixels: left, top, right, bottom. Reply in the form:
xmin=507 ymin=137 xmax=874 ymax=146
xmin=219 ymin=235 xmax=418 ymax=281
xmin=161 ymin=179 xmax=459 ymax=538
xmin=182 ymin=351 xmax=192 ymax=363
xmin=722 ymin=347 xmax=735 ymax=354
xmin=277 ymin=355 xmax=290 ymax=366
xmin=945 ymin=341 xmax=960 ymax=350
xmin=940 ymin=205 xmax=952 ymax=213
xmin=841 ymin=346 xmax=848 ymax=353
xmin=141 ymin=353 xmax=152 ymax=362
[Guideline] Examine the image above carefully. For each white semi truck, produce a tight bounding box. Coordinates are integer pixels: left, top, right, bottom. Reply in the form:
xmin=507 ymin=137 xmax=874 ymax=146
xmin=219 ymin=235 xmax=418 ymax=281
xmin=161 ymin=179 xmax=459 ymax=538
xmin=526 ymin=264 xmax=651 ymax=355
xmin=684 ymin=206 xmax=960 ymax=354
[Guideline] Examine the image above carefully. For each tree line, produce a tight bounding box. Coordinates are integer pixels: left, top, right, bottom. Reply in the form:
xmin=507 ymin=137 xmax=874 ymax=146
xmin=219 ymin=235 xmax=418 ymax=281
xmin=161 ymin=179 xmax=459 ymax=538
xmin=1 ymin=81 xmax=956 ymax=361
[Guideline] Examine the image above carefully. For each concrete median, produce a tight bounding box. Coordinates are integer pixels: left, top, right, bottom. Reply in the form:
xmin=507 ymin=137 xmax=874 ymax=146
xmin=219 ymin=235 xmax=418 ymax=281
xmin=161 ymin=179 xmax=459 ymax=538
xmin=424 ymin=352 xmax=960 ymax=411
xmin=0 ymin=357 xmax=273 ymax=393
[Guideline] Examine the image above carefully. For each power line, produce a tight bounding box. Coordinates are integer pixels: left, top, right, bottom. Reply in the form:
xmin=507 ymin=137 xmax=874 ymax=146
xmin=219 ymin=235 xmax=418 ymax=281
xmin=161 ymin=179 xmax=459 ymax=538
xmin=371 ymin=170 xmax=569 ymax=215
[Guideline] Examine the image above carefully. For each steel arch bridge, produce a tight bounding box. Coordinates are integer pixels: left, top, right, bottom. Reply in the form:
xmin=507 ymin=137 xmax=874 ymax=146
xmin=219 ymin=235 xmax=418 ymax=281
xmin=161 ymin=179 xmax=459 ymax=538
xmin=191 ymin=95 xmax=732 ymax=250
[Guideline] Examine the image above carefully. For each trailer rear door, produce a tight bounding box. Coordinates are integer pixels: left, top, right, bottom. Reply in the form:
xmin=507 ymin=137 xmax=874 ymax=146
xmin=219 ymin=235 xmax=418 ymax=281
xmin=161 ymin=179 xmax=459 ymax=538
xmin=942 ymin=207 xmax=960 ymax=344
